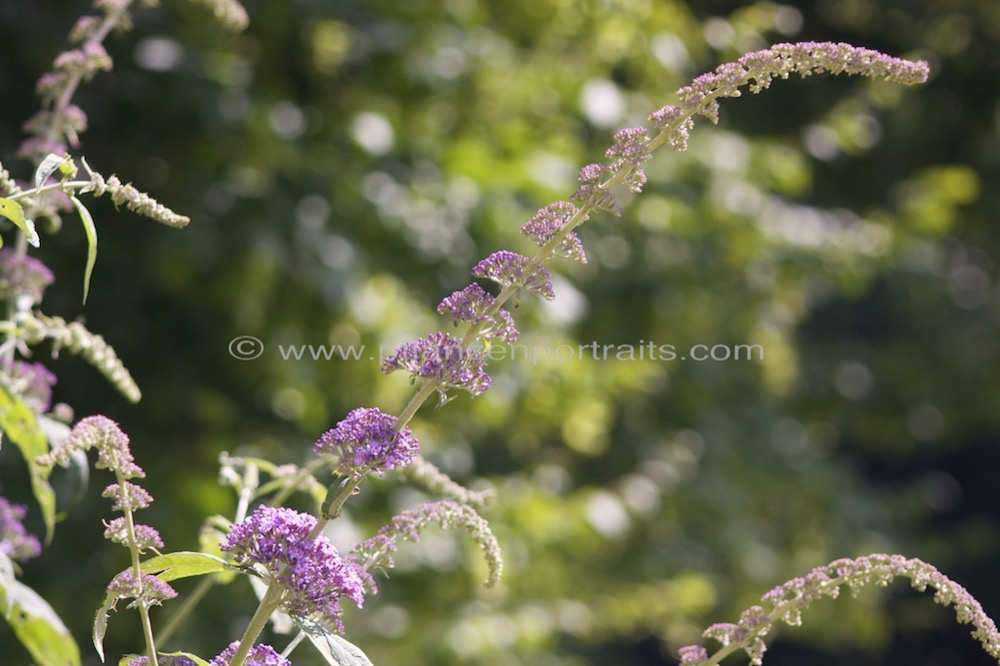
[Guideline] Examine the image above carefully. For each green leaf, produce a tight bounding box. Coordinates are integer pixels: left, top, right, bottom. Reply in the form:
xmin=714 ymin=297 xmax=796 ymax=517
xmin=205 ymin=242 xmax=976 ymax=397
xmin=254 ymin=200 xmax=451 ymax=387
xmin=0 ymin=197 xmax=39 ymax=247
xmin=294 ymin=617 xmax=375 ymax=666
xmin=70 ymin=195 xmax=98 ymax=304
xmin=34 ymin=153 xmax=69 ymax=190
xmin=0 ymin=555 xmax=81 ymax=666
xmin=140 ymin=551 xmax=231 ymax=582
xmin=93 ymin=586 xmax=117 ymax=662
xmin=0 ymin=385 xmax=57 ymax=542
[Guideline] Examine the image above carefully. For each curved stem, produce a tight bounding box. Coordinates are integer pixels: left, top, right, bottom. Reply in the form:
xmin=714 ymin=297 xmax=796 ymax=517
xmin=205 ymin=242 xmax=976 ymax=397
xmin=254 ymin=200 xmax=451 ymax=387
xmin=227 ymin=583 xmax=284 ymax=666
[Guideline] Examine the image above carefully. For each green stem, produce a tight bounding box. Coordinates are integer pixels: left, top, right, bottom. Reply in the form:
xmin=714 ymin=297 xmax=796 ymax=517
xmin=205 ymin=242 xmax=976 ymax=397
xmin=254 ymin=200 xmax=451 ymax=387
xmin=227 ymin=583 xmax=284 ymax=666
xmin=116 ymin=470 xmax=159 ymax=666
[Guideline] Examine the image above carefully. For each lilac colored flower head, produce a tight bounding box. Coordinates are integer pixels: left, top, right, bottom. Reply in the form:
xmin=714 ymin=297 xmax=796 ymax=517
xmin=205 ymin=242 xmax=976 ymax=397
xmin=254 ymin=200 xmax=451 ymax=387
xmin=314 ymin=407 xmax=419 ymax=476
xmin=382 ymin=331 xmax=490 ymax=398
xmin=104 ymin=516 xmax=164 ymax=552
xmin=2 ymin=359 xmax=57 ymax=414
xmin=210 ymin=642 xmax=290 ymax=666
xmin=221 ymin=506 xmax=368 ymax=630
xmin=571 ymin=163 xmax=619 ymax=215
xmin=520 ymin=202 xmax=588 ymax=264
xmin=649 ymin=104 xmax=695 ymax=151
xmin=102 ymin=482 xmax=153 ymax=512
xmin=0 ymin=249 xmax=55 ymax=303
xmin=36 ymin=415 xmax=144 ymax=479
xmin=605 ymin=127 xmax=651 ymax=193
xmin=107 ymin=568 xmax=177 ymax=605
xmin=437 ymin=284 xmax=519 ymax=343
xmin=472 ymin=251 xmax=555 ymax=301
xmin=0 ymin=496 xmax=42 ymax=562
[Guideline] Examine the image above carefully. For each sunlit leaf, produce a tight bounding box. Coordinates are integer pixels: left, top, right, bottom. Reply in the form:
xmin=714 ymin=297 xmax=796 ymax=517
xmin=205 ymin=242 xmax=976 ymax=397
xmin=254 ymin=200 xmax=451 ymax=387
xmin=140 ymin=551 xmax=231 ymax=582
xmin=0 ymin=386 xmax=57 ymax=542
xmin=294 ymin=617 xmax=375 ymax=666
xmin=0 ymin=561 xmax=81 ymax=666
xmin=70 ymin=195 xmax=98 ymax=303
xmin=0 ymin=197 xmax=39 ymax=247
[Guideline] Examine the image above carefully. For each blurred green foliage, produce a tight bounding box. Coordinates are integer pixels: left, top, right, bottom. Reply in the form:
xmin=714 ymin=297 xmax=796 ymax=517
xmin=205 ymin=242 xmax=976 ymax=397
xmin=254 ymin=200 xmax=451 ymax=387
xmin=1 ymin=0 xmax=998 ymax=664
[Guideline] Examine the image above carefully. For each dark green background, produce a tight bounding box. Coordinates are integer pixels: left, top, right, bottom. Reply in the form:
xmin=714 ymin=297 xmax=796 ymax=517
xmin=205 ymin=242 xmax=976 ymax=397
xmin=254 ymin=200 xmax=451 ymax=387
xmin=1 ymin=0 xmax=998 ymax=664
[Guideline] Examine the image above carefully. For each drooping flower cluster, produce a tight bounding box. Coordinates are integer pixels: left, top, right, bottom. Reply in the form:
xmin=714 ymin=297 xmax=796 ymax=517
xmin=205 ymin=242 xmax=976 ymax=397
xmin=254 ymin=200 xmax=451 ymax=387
xmin=314 ymin=407 xmax=419 ymax=476
xmin=352 ymin=500 xmax=503 ymax=588
xmin=1 ymin=359 xmax=57 ymax=414
xmin=23 ymin=313 xmax=142 ymax=403
xmin=382 ymin=331 xmax=490 ymax=398
xmin=37 ymin=415 xmax=144 ymax=478
xmin=519 ymin=201 xmax=588 ymax=264
xmin=0 ymin=249 xmax=55 ymax=304
xmin=437 ymin=284 xmax=519 ymax=343
xmin=0 ymin=496 xmax=42 ymax=562
xmin=210 ymin=641 xmax=290 ymax=666
xmin=678 ymin=554 xmax=1000 ymax=666
xmin=221 ymin=506 xmax=370 ymax=631
xmin=472 ymin=250 xmax=555 ymax=300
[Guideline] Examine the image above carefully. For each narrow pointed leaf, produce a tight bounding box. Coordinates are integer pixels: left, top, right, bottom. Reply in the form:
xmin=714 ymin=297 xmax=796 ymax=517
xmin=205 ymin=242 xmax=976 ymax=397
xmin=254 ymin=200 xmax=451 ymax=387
xmin=93 ymin=587 xmax=117 ymax=663
xmin=140 ymin=551 xmax=231 ymax=582
xmin=34 ymin=153 xmax=68 ymax=190
xmin=70 ymin=195 xmax=98 ymax=303
xmin=1 ymin=576 xmax=81 ymax=666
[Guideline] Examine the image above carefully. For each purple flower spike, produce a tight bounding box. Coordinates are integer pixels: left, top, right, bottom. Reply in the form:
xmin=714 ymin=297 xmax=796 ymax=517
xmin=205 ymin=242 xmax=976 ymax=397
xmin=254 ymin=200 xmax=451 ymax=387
xmin=210 ymin=641 xmax=291 ymax=666
xmin=315 ymin=407 xmax=419 ymax=476
xmin=222 ymin=506 xmax=370 ymax=631
xmin=382 ymin=331 xmax=490 ymax=398
xmin=437 ymin=284 xmax=519 ymax=343
xmin=36 ymin=415 xmax=145 ymax=480
xmin=520 ymin=201 xmax=588 ymax=264
xmin=649 ymin=104 xmax=695 ymax=151
xmin=472 ymin=251 xmax=555 ymax=300
xmin=605 ymin=127 xmax=651 ymax=192
xmin=0 ymin=497 xmax=42 ymax=562
xmin=104 ymin=516 xmax=164 ymax=551
xmin=107 ymin=569 xmax=177 ymax=606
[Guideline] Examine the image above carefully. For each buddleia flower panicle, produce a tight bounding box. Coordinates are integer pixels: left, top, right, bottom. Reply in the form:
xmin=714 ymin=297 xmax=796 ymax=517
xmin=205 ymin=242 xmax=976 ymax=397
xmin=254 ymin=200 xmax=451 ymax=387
xmin=88 ymin=170 xmax=190 ymax=228
xmin=107 ymin=568 xmax=178 ymax=607
xmin=36 ymin=415 xmax=144 ymax=479
xmin=0 ymin=496 xmax=42 ymax=562
xmin=221 ymin=506 xmax=370 ymax=631
xmin=382 ymin=331 xmax=490 ymax=399
xmin=0 ymin=249 xmax=55 ymax=304
xmin=472 ymin=250 xmax=555 ymax=301
xmin=678 ymin=554 xmax=1000 ymax=666
xmin=352 ymin=500 xmax=503 ymax=587
xmin=605 ymin=127 xmax=652 ymax=193
xmin=210 ymin=642 xmax=290 ymax=666
xmin=437 ymin=284 xmax=519 ymax=343
xmin=314 ymin=407 xmax=420 ymax=476
xmin=520 ymin=201 xmax=588 ymax=264
xmin=2 ymin=359 xmax=57 ymax=414
xmin=571 ymin=163 xmax=619 ymax=215
xmin=104 ymin=516 xmax=164 ymax=552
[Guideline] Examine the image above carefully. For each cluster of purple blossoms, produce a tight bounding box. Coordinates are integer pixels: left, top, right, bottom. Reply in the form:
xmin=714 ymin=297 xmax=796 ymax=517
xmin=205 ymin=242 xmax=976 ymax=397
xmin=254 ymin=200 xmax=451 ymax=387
xmin=314 ymin=407 xmax=419 ymax=476
xmin=1 ymin=359 xmax=57 ymax=414
xmin=382 ymin=331 xmax=490 ymax=398
xmin=221 ymin=506 xmax=370 ymax=631
xmin=0 ymin=496 xmax=42 ymax=562
xmin=37 ymin=415 xmax=144 ymax=479
xmin=437 ymin=284 xmax=519 ymax=343
xmin=0 ymin=249 xmax=55 ymax=304
xmin=472 ymin=250 xmax=555 ymax=301
xmin=649 ymin=104 xmax=695 ymax=151
xmin=604 ymin=127 xmax=652 ymax=193
xmin=104 ymin=516 xmax=164 ymax=552
xmin=107 ymin=568 xmax=178 ymax=606
xmin=128 ymin=656 xmax=197 ymax=666
xmin=519 ymin=201 xmax=588 ymax=264
xmin=210 ymin=641 xmax=290 ymax=666
xmin=570 ymin=163 xmax=619 ymax=215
